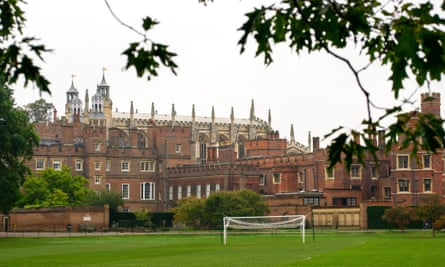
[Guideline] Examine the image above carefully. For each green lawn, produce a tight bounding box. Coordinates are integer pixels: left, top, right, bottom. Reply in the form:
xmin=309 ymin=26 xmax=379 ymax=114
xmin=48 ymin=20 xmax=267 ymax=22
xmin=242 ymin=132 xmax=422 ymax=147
xmin=0 ymin=231 xmax=443 ymax=266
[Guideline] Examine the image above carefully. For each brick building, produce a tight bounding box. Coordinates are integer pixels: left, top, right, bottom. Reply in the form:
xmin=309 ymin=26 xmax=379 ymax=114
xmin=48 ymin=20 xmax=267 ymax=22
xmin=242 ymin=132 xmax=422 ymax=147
xmin=26 ymin=73 xmax=444 ymax=214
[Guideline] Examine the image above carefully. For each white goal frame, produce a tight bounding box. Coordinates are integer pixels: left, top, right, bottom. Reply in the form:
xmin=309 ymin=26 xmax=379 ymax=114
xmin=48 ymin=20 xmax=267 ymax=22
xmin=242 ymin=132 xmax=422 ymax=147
xmin=223 ymin=215 xmax=306 ymax=245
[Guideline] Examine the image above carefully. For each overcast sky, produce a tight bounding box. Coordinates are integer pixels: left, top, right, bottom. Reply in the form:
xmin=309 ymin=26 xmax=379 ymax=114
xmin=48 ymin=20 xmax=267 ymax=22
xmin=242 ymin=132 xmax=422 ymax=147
xmin=14 ymin=0 xmax=443 ymax=147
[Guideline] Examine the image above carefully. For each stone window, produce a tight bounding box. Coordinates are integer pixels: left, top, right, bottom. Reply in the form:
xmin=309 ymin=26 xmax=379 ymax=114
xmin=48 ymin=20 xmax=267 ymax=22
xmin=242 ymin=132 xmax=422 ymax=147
xmin=423 ymin=179 xmax=432 ymax=192
xmin=75 ymin=160 xmax=83 ymax=171
xmin=52 ymin=159 xmax=62 ymax=170
xmin=121 ymin=161 xmax=130 ymax=172
xmin=423 ymin=154 xmax=431 ymax=169
xmin=351 ymin=165 xmax=361 ymax=179
xmin=273 ymin=173 xmax=281 ymax=184
xmin=398 ymin=179 xmax=410 ymax=192
xmin=140 ymin=182 xmax=155 ymax=200
xmin=397 ymin=155 xmax=409 ymax=169
xmin=36 ymin=158 xmax=45 ymax=170
xmin=122 ymin=184 xmax=130 ymax=199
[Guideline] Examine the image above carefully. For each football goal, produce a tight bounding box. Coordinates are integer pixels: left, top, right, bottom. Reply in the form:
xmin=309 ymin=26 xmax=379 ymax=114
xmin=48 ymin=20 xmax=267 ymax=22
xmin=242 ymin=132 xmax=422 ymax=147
xmin=222 ymin=215 xmax=306 ymax=245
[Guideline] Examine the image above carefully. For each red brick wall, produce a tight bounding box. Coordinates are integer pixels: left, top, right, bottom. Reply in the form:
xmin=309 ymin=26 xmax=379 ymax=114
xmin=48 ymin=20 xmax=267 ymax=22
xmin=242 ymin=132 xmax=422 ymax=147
xmin=5 ymin=206 xmax=109 ymax=232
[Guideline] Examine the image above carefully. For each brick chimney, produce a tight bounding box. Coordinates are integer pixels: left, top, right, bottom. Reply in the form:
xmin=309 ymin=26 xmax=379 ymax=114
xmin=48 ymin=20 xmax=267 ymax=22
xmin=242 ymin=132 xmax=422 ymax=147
xmin=421 ymin=92 xmax=441 ymax=118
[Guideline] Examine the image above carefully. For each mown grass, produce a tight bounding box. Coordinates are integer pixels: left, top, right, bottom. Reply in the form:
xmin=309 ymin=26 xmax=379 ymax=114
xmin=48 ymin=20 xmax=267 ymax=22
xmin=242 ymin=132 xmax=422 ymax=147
xmin=0 ymin=231 xmax=444 ymax=266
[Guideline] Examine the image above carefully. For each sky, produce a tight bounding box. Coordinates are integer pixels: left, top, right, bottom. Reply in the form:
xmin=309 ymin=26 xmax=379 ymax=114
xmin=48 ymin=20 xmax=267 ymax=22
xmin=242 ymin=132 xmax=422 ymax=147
xmin=13 ymin=0 xmax=444 ymax=147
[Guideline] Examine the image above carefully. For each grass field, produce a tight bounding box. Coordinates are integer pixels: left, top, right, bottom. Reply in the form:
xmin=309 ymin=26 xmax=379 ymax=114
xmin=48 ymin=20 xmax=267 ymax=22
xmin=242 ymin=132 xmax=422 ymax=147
xmin=1 ymin=231 xmax=444 ymax=266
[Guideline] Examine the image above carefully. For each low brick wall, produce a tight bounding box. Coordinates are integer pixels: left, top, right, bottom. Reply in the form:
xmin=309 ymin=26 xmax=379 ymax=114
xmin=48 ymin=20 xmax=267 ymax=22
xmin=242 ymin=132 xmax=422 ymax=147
xmin=2 ymin=205 xmax=109 ymax=232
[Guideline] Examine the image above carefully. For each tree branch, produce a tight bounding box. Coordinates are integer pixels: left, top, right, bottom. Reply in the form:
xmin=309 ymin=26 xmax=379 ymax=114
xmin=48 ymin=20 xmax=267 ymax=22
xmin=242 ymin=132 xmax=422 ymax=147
xmin=104 ymin=0 xmax=148 ymax=41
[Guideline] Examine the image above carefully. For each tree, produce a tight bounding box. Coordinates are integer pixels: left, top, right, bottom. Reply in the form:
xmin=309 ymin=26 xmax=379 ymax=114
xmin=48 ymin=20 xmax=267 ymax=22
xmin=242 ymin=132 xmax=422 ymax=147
xmin=23 ymin=98 xmax=55 ymax=123
xmin=0 ymin=82 xmax=39 ymax=215
xmin=0 ymin=0 xmax=51 ymax=93
xmin=417 ymin=195 xmax=445 ymax=237
xmin=83 ymin=190 xmax=124 ymax=213
xmin=382 ymin=206 xmax=418 ymax=232
xmin=172 ymin=197 xmax=205 ymax=229
xmin=203 ymin=190 xmax=270 ymax=229
xmin=18 ymin=167 xmax=92 ymax=208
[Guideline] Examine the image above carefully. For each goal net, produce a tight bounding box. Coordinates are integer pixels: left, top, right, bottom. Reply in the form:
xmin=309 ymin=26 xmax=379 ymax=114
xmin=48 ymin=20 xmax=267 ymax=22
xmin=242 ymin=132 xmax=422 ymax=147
xmin=223 ymin=215 xmax=306 ymax=245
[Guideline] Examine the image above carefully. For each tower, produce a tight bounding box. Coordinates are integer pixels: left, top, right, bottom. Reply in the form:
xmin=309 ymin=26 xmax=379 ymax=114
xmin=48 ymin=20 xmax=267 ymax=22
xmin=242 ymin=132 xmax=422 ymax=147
xmin=64 ymin=78 xmax=82 ymax=123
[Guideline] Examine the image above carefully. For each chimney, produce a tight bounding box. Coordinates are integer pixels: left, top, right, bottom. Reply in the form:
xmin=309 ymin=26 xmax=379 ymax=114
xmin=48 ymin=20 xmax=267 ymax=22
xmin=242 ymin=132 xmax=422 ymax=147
xmin=421 ymin=92 xmax=441 ymax=118
xmin=312 ymin=137 xmax=320 ymax=151
xmin=53 ymin=108 xmax=58 ymax=122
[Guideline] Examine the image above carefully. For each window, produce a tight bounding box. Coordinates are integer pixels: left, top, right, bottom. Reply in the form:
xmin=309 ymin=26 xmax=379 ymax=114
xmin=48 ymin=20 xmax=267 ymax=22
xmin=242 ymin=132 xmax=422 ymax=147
xmin=384 ymin=187 xmax=391 ymax=199
xmin=36 ymin=158 xmax=45 ymax=170
xmin=303 ymin=197 xmax=320 ymax=206
xmin=177 ymin=186 xmax=182 ymax=200
xmin=186 ymin=185 xmax=191 ymax=197
xmin=168 ymin=186 xmax=173 ymax=201
xmin=106 ymin=160 xmax=111 ymax=172
xmin=273 ymin=173 xmax=281 ymax=184
xmin=351 ymin=165 xmax=361 ymax=179
xmin=196 ymin=185 xmax=201 ymax=199
xmin=94 ymin=161 xmax=101 ymax=171
xmin=333 ymin=197 xmax=357 ymax=207
xmin=206 ymin=184 xmax=211 ymax=198
xmin=175 ymin=144 xmax=182 ymax=153
xmin=423 ymin=179 xmax=432 ymax=192
xmin=140 ymin=182 xmax=155 ymax=200
xmin=140 ymin=161 xmax=154 ymax=172
xmin=423 ymin=154 xmax=431 ymax=169
xmin=398 ymin=179 xmax=410 ymax=192
xmin=215 ymin=184 xmax=220 ymax=192
xmin=325 ymin=167 xmax=334 ymax=179
xmin=106 ymin=183 xmax=111 ymax=192
xmin=95 ymin=143 xmax=101 ymax=152
xmin=370 ymin=166 xmax=378 ymax=179
xmin=122 ymin=184 xmax=130 ymax=199
xmin=397 ymin=155 xmax=409 ymax=169
xmin=75 ymin=160 xmax=83 ymax=171
xmin=259 ymin=174 xmax=266 ymax=185
xmin=52 ymin=160 xmax=62 ymax=170
xmin=94 ymin=176 xmax=102 ymax=184
xmin=138 ymin=134 xmax=146 ymax=148
xmin=121 ymin=161 xmax=129 ymax=172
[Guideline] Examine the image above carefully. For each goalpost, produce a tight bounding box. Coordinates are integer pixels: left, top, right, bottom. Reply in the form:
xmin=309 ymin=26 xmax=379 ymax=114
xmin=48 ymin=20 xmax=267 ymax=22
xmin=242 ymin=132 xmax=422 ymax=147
xmin=222 ymin=215 xmax=306 ymax=245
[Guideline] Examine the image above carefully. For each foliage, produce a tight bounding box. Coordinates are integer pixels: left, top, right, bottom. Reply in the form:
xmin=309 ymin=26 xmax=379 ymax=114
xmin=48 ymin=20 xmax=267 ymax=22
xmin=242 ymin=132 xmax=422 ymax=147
xmin=104 ymin=1 xmax=177 ymax=81
xmin=234 ymin=0 xmax=445 ymax=170
xmin=0 ymin=82 xmax=39 ymax=214
xmin=133 ymin=208 xmax=151 ymax=221
xmin=23 ymin=98 xmax=55 ymax=122
xmin=18 ymin=166 xmax=93 ymax=208
xmin=83 ymin=190 xmax=123 ymax=213
xmin=417 ymin=195 xmax=445 ymax=237
xmin=0 ymin=0 xmax=51 ymax=93
xmin=202 ymin=190 xmax=270 ymax=229
xmin=172 ymin=197 xmax=205 ymax=229
xmin=382 ymin=205 xmax=418 ymax=232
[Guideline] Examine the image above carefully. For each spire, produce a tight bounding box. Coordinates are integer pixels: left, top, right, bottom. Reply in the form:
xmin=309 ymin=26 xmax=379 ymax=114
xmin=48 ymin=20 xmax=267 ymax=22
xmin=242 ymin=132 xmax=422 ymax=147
xmin=308 ymin=131 xmax=312 ymax=152
xmin=290 ymin=124 xmax=295 ymax=143
xmin=171 ymin=104 xmax=176 ymax=127
xmin=268 ymin=109 xmax=271 ymax=129
xmin=100 ymin=67 xmax=108 ymax=86
xmin=211 ymin=106 xmax=215 ymax=124
xmin=84 ymin=89 xmax=89 ymax=114
xmin=151 ymin=102 xmax=155 ymax=120
xmin=192 ymin=104 xmax=196 ymax=124
xmin=230 ymin=107 xmax=234 ymax=124
xmin=250 ymin=99 xmax=255 ymax=121
xmin=129 ymin=101 xmax=134 ymax=127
